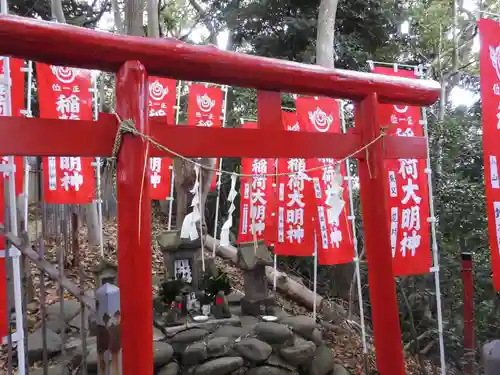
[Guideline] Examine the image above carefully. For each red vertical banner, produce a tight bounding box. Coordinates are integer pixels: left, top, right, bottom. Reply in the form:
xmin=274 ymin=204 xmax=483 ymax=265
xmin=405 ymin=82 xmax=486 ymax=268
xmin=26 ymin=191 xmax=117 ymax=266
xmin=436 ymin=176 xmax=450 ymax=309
xmin=37 ymin=64 xmax=95 ymax=204
xmin=0 ymin=178 xmax=6 ymax=339
xmin=148 ymin=77 xmax=177 ymax=200
xmin=274 ymin=111 xmax=315 ymax=256
xmin=187 ymin=84 xmax=224 ymax=191
xmin=148 ymin=77 xmax=177 ymax=123
xmin=0 ymin=57 xmax=25 ymax=196
xmin=371 ymin=66 xmax=431 ymax=276
xmin=148 ymin=156 xmax=172 ymax=200
xmin=237 ymin=122 xmax=276 ymax=244
xmin=296 ymin=97 xmax=354 ymax=265
xmin=478 ymin=18 xmax=500 ymax=290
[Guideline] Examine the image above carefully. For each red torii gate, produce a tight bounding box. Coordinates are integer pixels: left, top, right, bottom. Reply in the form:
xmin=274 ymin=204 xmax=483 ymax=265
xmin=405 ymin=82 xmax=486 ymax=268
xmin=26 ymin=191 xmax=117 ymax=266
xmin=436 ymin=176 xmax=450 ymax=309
xmin=0 ymin=15 xmax=440 ymax=375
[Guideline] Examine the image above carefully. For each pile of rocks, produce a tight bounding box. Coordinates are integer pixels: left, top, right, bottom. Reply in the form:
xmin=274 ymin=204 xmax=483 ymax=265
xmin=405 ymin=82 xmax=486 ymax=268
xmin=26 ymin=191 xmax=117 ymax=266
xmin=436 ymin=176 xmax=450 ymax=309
xmin=26 ymin=297 xmax=351 ymax=375
xmin=150 ymin=314 xmax=350 ymax=375
xmin=27 ymin=300 xmax=85 ymax=364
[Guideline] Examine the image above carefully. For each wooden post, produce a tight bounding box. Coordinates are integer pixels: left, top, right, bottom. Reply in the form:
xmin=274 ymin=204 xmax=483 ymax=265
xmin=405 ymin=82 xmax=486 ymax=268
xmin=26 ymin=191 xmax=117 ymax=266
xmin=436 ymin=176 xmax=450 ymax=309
xmin=356 ymin=93 xmax=405 ymax=375
xmin=71 ymin=211 xmax=79 ymax=267
xmin=115 ymin=61 xmax=153 ymax=375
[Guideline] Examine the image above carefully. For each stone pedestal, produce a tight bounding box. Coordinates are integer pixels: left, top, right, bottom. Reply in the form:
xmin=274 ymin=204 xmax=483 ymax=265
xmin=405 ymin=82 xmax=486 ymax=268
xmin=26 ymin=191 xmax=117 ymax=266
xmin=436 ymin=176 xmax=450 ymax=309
xmin=237 ymin=240 xmax=276 ymax=316
xmin=95 ymin=283 xmax=122 ymax=375
xmin=240 ymin=267 xmax=275 ymax=316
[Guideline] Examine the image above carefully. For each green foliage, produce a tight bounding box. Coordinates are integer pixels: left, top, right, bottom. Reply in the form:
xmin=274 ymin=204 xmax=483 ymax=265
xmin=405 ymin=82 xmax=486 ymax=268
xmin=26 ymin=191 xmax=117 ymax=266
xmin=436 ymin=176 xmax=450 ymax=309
xmin=199 ymin=266 xmax=232 ymax=302
xmin=9 ymin=0 xmax=109 ymax=27
xmin=160 ymin=0 xmax=201 ymax=39
xmin=159 ymin=279 xmax=188 ymax=305
xmin=225 ymin=0 xmax=403 ymax=69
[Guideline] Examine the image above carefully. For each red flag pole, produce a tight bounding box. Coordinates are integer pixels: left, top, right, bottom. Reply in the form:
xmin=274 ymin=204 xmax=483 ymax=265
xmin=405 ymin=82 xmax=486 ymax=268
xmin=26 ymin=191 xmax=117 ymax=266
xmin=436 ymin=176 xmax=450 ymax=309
xmin=461 ymin=251 xmax=475 ymax=374
xmin=116 ymin=61 xmax=153 ymax=375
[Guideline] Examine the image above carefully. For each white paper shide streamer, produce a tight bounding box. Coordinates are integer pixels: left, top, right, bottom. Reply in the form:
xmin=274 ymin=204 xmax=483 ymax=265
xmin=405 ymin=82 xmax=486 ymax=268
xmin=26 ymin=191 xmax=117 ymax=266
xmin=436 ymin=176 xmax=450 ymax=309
xmin=324 ymin=164 xmax=345 ymax=225
xmin=181 ymin=165 xmax=202 ymax=240
xmin=220 ymin=174 xmax=238 ymax=246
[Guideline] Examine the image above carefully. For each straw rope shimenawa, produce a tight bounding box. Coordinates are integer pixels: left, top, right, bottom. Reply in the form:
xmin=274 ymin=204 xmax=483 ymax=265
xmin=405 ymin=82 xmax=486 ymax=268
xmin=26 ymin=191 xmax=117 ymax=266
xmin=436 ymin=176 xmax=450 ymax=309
xmin=101 ymin=111 xmax=387 ymax=239
xmin=107 ymin=111 xmax=388 ymax=179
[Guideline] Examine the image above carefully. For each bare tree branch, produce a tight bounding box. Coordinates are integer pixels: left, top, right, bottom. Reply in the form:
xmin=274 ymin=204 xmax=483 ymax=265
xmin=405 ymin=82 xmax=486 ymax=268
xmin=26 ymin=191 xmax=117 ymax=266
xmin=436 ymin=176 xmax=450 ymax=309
xmin=82 ymin=0 xmax=111 ymax=28
xmin=188 ymin=0 xmax=217 ymax=44
xmin=179 ymin=17 xmax=203 ymax=41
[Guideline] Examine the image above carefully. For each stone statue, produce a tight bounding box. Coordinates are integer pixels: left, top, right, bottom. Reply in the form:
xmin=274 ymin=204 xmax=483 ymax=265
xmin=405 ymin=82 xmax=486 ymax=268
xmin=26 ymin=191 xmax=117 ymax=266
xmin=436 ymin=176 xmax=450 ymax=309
xmin=212 ymin=290 xmax=231 ymax=319
xmin=165 ymin=296 xmax=184 ymax=326
xmin=173 ymin=157 xmax=216 ymax=233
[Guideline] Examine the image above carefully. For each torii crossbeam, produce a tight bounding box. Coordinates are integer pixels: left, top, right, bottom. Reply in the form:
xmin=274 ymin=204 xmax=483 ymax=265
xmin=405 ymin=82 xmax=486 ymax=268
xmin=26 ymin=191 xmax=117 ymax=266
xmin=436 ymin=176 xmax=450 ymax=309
xmin=0 ymin=15 xmax=440 ymax=375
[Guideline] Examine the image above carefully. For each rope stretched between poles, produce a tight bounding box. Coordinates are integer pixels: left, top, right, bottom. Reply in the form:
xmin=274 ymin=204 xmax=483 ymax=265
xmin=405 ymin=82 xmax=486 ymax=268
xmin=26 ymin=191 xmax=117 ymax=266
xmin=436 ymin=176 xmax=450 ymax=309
xmin=107 ymin=111 xmax=388 ymax=179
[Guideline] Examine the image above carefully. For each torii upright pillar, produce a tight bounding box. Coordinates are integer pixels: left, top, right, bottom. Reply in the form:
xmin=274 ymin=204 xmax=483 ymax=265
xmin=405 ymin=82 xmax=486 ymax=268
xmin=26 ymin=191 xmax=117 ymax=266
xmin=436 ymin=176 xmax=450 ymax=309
xmin=357 ymin=93 xmax=405 ymax=374
xmin=115 ymin=61 xmax=153 ymax=375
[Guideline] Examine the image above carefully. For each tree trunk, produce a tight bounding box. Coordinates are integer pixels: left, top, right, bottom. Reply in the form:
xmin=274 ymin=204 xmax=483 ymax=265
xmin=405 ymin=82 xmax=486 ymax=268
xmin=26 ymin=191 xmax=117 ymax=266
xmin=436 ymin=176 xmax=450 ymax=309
xmin=147 ymin=0 xmax=171 ymax=216
xmin=51 ymin=0 xmax=66 ymax=23
xmin=111 ymin=0 xmax=125 ymax=34
xmin=315 ymin=0 xmax=353 ymax=300
xmin=86 ymin=201 xmax=100 ymax=246
xmin=147 ymin=0 xmax=160 ymax=38
xmin=173 ymin=157 xmax=216 ymax=231
xmin=125 ymin=0 xmax=145 ymax=37
xmin=315 ymin=0 xmax=338 ymax=68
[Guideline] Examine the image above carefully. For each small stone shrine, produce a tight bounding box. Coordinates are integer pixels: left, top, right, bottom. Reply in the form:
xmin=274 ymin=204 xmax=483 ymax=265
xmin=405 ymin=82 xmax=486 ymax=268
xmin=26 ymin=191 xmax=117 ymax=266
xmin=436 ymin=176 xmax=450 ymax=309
xmin=92 ymin=259 xmax=118 ymax=288
xmin=157 ymin=229 xmax=203 ymax=289
xmin=237 ymin=240 xmax=276 ymax=316
xmin=157 ymin=229 xmax=218 ymax=316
